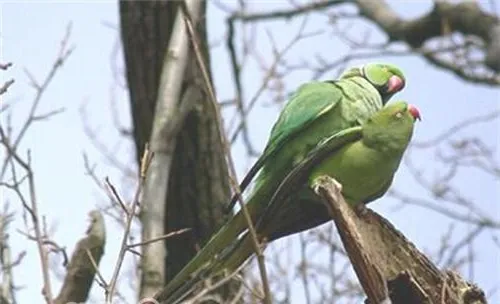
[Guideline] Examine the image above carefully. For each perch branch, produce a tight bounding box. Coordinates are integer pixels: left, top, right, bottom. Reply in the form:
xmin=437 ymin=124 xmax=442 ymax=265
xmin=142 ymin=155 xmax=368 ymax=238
xmin=258 ymin=126 xmax=487 ymax=303
xmin=313 ymin=176 xmax=389 ymax=303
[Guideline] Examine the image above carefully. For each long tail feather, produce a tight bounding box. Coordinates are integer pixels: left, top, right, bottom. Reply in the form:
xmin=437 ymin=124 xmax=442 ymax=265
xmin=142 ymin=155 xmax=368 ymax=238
xmin=159 ymin=194 xmax=264 ymax=302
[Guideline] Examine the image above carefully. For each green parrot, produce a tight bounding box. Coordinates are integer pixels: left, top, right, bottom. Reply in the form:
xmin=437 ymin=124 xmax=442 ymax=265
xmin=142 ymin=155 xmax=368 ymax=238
xmin=225 ymin=63 xmax=405 ymax=212
xmin=180 ymin=101 xmax=420 ymax=299
xmin=158 ymin=63 xmax=406 ymax=301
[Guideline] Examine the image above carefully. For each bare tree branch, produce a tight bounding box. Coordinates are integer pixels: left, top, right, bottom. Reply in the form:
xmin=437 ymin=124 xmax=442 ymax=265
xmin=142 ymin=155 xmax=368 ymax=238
xmin=0 ymin=205 xmax=20 ymax=304
xmin=137 ymin=0 xmax=204 ymax=298
xmin=0 ymin=79 xmax=14 ymax=96
xmin=0 ymin=142 xmax=54 ymax=303
xmin=53 ymin=211 xmax=106 ymax=304
xmin=231 ymin=0 xmax=345 ymax=22
xmin=107 ymin=147 xmax=152 ymax=302
xmin=355 ymin=0 xmax=500 ymax=85
xmin=0 ymin=24 xmax=74 ymax=180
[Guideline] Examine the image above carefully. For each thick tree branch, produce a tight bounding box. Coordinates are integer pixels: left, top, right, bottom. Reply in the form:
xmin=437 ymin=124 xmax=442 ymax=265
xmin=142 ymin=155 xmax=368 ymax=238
xmin=121 ymin=0 xmax=234 ymax=300
xmin=356 ymin=0 xmax=500 ymax=84
xmin=356 ymin=1 xmax=495 ymax=49
xmin=257 ymin=127 xmax=488 ymax=303
xmin=228 ymin=0 xmax=499 ymax=85
xmin=313 ymin=176 xmax=389 ymax=303
xmin=156 ymin=3 xmax=271 ymax=303
xmin=134 ymin=0 xmax=203 ymax=298
xmin=54 ymin=211 xmax=105 ymax=304
xmin=313 ymin=177 xmax=487 ymax=304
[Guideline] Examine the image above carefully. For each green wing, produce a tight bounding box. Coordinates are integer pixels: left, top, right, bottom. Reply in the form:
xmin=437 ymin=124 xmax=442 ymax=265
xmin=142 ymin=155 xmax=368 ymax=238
xmin=226 ymin=81 xmax=343 ymax=211
xmin=255 ymin=125 xmax=363 ymax=235
xmin=264 ymin=81 xmax=343 ymax=156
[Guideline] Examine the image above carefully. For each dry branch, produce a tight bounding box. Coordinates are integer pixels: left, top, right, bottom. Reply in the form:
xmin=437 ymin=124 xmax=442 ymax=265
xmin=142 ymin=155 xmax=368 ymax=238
xmin=0 ymin=27 xmax=74 ymax=304
xmin=313 ymin=176 xmax=487 ymax=304
xmin=0 ymin=62 xmax=14 ymax=98
xmin=255 ymin=121 xmax=489 ymax=303
xmin=0 ymin=206 xmax=19 ymax=304
xmin=229 ymin=0 xmax=499 ymax=86
xmin=137 ymin=0 xmax=204 ymax=298
xmin=54 ymin=211 xmax=106 ymax=304
xmin=179 ymin=5 xmax=273 ymax=301
xmin=107 ymin=146 xmax=153 ymax=302
xmin=231 ymin=0 xmax=344 ymax=22
xmin=355 ymin=0 xmax=500 ymax=85
xmin=152 ymin=2 xmax=272 ymax=303
xmin=0 ymin=24 xmax=73 ymax=180
xmin=0 ymin=147 xmax=55 ymax=303
xmin=313 ymin=176 xmax=389 ymax=303
xmin=120 ymin=0 xmax=235 ymax=300
xmin=0 ymin=79 xmax=14 ymax=96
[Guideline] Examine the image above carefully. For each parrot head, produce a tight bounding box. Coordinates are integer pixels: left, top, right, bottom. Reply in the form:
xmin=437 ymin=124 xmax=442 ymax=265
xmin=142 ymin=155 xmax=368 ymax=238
xmin=362 ymin=101 xmax=420 ymax=152
xmin=341 ymin=63 xmax=406 ymax=104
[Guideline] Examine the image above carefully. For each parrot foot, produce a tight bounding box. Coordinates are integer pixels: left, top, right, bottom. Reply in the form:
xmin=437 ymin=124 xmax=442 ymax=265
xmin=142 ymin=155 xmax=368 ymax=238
xmin=311 ymin=175 xmax=343 ymax=196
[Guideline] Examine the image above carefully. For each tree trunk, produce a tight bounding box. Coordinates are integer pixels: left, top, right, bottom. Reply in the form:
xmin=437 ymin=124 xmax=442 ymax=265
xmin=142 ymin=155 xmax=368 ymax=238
xmin=119 ymin=0 xmax=231 ymax=295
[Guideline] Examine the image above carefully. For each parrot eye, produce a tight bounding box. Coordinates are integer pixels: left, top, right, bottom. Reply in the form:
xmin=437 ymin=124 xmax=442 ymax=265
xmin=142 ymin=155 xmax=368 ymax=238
xmin=395 ymin=112 xmax=403 ymax=119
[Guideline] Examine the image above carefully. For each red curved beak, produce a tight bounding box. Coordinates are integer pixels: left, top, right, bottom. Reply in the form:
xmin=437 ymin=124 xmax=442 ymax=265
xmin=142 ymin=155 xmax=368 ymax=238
xmin=408 ymin=104 xmax=421 ymax=121
xmin=387 ymin=75 xmax=405 ymax=93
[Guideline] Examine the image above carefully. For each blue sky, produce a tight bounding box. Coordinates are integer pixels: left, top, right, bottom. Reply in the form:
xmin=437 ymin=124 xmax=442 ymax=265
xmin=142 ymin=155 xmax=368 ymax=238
xmin=1 ymin=1 xmax=499 ymax=303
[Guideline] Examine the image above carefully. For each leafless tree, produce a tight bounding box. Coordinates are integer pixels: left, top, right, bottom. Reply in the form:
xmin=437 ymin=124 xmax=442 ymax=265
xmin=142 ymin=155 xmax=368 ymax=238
xmin=1 ymin=0 xmax=498 ymax=303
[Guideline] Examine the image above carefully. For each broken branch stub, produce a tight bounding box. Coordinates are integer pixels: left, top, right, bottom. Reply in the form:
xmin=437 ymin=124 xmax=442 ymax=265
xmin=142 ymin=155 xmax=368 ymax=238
xmin=313 ymin=176 xmax=486 ymax=304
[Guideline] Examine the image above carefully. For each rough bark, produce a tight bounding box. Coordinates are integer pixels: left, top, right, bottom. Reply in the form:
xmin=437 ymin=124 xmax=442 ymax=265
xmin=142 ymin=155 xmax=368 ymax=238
xmin=119 ymin=0 xmax=231 ymax=298
xmin=315 ymin=177 xmax=486 ymax=304
xmin=264 ymin=130 xmax=487 ymax=304
xmin=54 ymin=211 xmax=106 ymax=304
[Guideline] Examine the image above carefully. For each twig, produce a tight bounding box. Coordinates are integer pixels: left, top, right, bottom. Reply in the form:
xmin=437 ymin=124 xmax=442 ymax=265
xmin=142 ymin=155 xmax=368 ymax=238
xmin=2 ymin=145 xmax=55 ymax=303
xmin=105 ymin=177 xmax=129 ymax=214
xmin=127 ymin=228 xmax=191 ymax=248
xmin=389 ymin=189 xmax=500 ymax=229
xmin=0 ymin=206 xmax=18 ymax=304
xmin=412 ymin=110 xmax=500 ymax=148
xmin=0 ymin=79 xmax=14 ymax=96
xmin=0 ymin=24 xmax=74 ymax=180
xmin=0 ymin=63 xmax=13 ymax=70
xmin=226 ymin=15 xmax=257 ymax=155
xmin=228 ymin=17 xmax=319 ymax=147
xmin=106 ymin=146 xmax=153 ymax=302
xmin=85 ymin=249 xmax=108 ymax=289
xmin=184 ymin=263 xmax=247 ymax=304
xmin=231 ymin=0 xmax=345 ymax=22
xmin=80 ymin=103 xmax=136 ymax=179
xmin=180 ymin=2 xmax=272 ymax=302
xmin=354 ymin=0 xmax=500 ymax=84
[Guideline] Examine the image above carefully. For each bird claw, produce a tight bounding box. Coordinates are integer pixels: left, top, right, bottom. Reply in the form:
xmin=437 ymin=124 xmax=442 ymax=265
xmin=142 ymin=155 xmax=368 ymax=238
xmin=330 ymin=177 xmax=343 ymax=192
xmin=312 ymin=176 xmax=343 ymax=197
